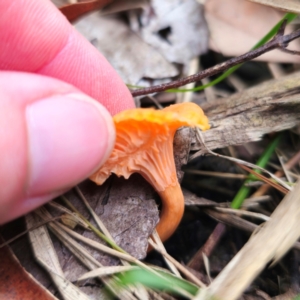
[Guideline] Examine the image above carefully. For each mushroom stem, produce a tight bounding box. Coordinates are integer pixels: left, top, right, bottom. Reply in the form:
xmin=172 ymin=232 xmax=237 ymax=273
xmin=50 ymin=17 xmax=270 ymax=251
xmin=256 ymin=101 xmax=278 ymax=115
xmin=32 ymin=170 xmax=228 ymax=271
xmin=156 ymin=182 xmax=185 ymax=243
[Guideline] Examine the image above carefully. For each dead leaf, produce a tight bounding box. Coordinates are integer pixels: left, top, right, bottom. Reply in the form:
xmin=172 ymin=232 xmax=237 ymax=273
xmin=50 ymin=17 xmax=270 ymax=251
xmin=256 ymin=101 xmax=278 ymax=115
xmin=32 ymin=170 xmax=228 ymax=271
xmin=35 ymin=175 xmax=159 ymax=289
xmin=74 ymin=13 xmax=178 ymax=84
xmin=249 ymin=0 xmax=300 ymax=14
xmin=0 ymin=236 xmax=57 ymax=300
xmin=26 ymin=213 xmax=92 ymax=300
xmin=204 ymin=0 xmax=300 ymax=63
xmin=59 ymin=0 xmax=112 ymax=22
xmin=137 ymin=0 xmax=209 ymax=64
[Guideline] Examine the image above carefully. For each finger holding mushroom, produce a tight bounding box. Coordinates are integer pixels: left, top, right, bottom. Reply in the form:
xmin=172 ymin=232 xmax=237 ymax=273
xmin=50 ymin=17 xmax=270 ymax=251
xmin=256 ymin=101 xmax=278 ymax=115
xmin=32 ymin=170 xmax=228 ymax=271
xmin=90 ymin=102 xmax=210 ymax=244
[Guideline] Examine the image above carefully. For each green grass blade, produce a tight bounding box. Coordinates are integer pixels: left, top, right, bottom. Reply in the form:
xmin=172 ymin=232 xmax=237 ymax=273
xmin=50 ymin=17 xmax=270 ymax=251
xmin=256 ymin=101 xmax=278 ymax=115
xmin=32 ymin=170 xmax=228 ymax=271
xmin=230 ymin=134 xmax=282 ymax=209
xmin=168 ymin=12 xmax=297 ymax=93
xmin=117 ymin=268 xmax=199 ymax=296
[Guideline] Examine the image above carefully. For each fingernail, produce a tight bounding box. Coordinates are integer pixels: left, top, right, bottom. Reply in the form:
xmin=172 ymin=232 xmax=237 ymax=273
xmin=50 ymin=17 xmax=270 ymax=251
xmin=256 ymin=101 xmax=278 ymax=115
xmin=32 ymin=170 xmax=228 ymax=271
xmin=26 ymin=93 xmax=115 ymax=196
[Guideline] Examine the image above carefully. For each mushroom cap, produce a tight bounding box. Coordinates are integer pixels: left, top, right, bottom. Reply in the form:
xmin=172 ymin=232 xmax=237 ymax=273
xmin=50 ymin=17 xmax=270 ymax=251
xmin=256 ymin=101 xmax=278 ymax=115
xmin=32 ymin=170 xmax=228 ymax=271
xmin=90 ymin=102 xmax=210 ymax=191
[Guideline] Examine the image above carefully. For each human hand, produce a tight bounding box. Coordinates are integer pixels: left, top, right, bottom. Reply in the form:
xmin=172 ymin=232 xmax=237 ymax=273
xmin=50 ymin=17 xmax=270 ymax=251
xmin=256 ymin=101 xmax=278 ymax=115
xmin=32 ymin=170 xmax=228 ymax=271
xmin=0 ymin=0 xmax=135 ymax=224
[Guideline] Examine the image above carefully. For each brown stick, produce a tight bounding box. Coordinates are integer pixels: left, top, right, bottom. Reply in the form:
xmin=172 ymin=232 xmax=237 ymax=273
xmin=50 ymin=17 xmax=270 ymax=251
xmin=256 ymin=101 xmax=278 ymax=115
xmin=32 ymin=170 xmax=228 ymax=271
xmin=188 ymin=223 xmax=226 ymax=271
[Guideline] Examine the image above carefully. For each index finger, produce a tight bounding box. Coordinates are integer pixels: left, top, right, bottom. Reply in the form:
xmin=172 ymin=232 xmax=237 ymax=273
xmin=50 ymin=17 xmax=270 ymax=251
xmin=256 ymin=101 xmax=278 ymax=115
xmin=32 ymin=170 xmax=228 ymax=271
xmin=0 ymin=0 xmax=134 ymax=114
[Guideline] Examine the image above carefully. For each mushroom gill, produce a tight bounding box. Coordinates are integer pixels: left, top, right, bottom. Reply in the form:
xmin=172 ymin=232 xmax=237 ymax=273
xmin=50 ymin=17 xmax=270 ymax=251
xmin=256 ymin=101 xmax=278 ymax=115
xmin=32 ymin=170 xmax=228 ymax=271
xmin=90 ymin=102 xmax=210 ymax=243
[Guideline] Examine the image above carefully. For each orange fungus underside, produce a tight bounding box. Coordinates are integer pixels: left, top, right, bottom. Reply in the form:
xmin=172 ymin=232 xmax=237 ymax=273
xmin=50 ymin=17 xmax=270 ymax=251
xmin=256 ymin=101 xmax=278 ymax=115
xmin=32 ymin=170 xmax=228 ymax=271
xmin=90 ymin=102 xmax=210 ymax=192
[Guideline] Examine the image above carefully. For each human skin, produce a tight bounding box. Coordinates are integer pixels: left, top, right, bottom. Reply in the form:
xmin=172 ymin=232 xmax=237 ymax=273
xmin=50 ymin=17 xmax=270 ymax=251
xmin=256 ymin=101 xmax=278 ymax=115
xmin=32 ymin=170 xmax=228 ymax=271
xmin=0 ymin=0 xmax=135 ymax=224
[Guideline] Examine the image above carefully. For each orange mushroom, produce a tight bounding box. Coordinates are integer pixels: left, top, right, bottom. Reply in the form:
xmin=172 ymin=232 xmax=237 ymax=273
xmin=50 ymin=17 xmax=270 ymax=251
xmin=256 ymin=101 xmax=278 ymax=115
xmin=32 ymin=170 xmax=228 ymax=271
xmin=90 ymin=103 xmax=210 ymax=243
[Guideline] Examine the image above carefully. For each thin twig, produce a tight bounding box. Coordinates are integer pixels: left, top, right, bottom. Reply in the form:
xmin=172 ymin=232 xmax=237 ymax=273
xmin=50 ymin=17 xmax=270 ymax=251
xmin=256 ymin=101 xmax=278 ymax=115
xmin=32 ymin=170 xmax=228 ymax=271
xmin=131 ymin=21 xmax=300 ymax=97
xmin=214 ymin=207 xmax=270 ymax=222
xmin=195 ymin=128 xmax=292 ymax=191
xmin=187 ymin=223 xmax=226 ymax=272
xmin=151 ymin=230 xmax=181 ymax=277
xmin=252 ymin=149 xmax=300 ymax=197
xmin=183 ymin=169 xmax=247 ymax=179
xmin=236 ymin=163 xmax=289 ymax=194
xmin=74 ymin=185 xmax=113 ymax=239
xmin=0 ymin=216 xmax=62 ymax=248
xmin=148 ymin=239 xmax=206 ymax=288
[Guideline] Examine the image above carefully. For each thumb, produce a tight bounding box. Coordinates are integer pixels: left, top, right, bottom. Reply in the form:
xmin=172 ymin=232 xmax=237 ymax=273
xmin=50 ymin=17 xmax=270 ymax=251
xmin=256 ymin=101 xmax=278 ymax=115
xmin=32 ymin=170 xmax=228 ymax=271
xmin=0 ymin=72 xmax=115 ymax=224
